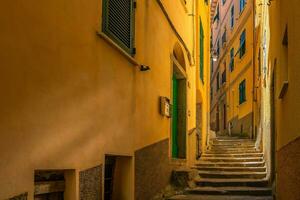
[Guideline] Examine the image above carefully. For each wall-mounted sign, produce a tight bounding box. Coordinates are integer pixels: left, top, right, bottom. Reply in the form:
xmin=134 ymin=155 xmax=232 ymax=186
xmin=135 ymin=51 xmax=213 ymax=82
xmin=160 ymin=96 xmax=171 ymax=118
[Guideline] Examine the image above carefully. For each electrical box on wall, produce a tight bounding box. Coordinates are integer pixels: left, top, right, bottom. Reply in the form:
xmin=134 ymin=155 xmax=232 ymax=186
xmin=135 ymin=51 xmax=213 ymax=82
xmin=160 ymin=96 xmax=171 ymax=118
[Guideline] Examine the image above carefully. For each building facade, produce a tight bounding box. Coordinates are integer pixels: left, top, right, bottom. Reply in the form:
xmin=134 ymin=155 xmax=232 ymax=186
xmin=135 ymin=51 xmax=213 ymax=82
xmin=0 ymin=0 xmax=210 ymax=199
xmin=255 ymin=0 xmax=300 ymax=199
xmin=210 ymin=0 xmax=255 ymax=137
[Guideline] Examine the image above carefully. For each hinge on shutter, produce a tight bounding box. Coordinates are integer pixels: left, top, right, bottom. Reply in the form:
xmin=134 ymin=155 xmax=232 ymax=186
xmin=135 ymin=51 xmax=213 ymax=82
xmin=133 ymin=1 xmax=137 ymax=9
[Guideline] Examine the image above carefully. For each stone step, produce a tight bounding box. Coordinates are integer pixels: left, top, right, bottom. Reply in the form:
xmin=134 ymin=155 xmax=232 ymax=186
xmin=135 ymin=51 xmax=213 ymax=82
xmin=201 ymin=157 xmax=264 ymax=163
xmin=213 ymin=139 xmax=254 ymax=142
xmin=209 ymin=147 xmax=257 ymax=151
xmin=212 ymin=141 xmax=255 ymax=144
xmin=210 ymin=146 xmax=256 ymax=150
xmin=196 ymin=161 xmax=266 ymax=168
xmin=195 ymin=178 xmax=269 ymax=187
xmin=168 ymin=194 xmax=273 ymax=200
xmin=210 ymin=143 xmax=256 ymax=147
xmin=186 ymin=186 xmax=272 ymax=196
xmin=193 ymin=166 xmax=266 ymax=172
xmin=212 ymin=139 xmax=254 ymax=142
xmin=198 ymin=171 xmax=267 ymax=179
xmin=206 ymin=150 xmax=260 ymax=154
xmin=202 ymin=153 xmax=263 ymax=158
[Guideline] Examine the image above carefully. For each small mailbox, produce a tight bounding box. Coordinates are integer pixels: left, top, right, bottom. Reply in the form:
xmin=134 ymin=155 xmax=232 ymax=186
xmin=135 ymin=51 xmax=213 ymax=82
xmin=160 ymin=96 xmax=171 ymax=118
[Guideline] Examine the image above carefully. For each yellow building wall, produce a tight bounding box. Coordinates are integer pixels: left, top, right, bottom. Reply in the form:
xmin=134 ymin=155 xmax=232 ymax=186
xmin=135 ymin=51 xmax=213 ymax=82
xmin=195 ymin=0 xmax=210 ymax=154
xmin=269 ymin=0 xmax=300 ymax=150
xmin=0 ymin=0 xmax=199 ymax=199
xmin=268 ymin=1 xmax=300 ymax=199
xmin=256 ymin=0 xmax=300 ymax=199
xmin=210 ymin=0 xmax=254 ymax=136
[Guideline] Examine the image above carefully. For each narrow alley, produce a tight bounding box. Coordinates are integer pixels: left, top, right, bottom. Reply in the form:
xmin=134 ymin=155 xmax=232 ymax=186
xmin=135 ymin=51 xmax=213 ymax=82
xmin=0 ymin=0 xmax=299 ymax=200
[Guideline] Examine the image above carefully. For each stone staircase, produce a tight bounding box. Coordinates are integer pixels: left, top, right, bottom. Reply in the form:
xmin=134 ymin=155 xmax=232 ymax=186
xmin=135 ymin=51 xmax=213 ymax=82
xmin=169 ymin=137 xmax=274 ymax=200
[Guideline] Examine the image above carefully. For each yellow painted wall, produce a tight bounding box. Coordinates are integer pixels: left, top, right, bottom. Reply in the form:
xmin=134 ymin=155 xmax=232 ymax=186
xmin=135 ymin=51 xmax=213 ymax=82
xmin=256 ymin=0 xmax=300 ymax=196
xmin=195 ymin=0 xmax=210 ymax=154
xmin=0 ymin=0 xmax=200 ymax=199
xmin=269 ymin=0 xmax=300 ymax=150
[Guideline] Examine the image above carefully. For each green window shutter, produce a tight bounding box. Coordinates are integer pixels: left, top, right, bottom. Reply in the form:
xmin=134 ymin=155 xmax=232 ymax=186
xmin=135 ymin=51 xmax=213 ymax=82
xmin=230 ymin=48 xmax=234 ymax=71
xmin=239 ymin=83 xmax=242 ymax=104
xmin=214 ymin=5 xmax=219 ymax=22
xmin=239 ymin=30 xmax=246 ymax=58
xmin=102 ymin=0 xmax=135 ymax=55
xmin=200 ymin=20 xmax=204 ymax=83
xmin=231 ymin=6 xmax=234 ymax=28
xmin=240 ymin=0 xmax=246 ymax=13
xmin=239 ymin=80 xmax=246 ymax=104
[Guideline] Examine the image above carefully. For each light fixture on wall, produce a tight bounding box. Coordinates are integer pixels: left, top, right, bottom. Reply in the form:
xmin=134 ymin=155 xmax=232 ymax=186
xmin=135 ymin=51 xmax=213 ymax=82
xmin=140 ymin=65 xmax=150 ymax=71
xmin=212 ymin=50 xmax=218 ymax=62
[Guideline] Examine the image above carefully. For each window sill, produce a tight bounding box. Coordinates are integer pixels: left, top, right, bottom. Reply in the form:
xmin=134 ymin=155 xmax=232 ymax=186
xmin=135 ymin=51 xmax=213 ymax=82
xmin=239 ymin=100 xmax=247 ymax=106
xmin=239 ymin=52 xmax=246 ymax=61
xmin=97 ymin=31 xmax=139 ymax=66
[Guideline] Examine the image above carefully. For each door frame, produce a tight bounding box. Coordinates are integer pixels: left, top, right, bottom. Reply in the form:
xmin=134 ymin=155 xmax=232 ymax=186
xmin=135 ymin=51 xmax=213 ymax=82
xmin=170 ymin=54 xmax=188 ymax=161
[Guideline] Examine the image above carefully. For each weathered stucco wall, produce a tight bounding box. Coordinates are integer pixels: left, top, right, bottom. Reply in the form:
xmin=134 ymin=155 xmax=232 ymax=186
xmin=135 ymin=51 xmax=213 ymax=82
xmin=0 ymin=0 xmax=209 ymax=199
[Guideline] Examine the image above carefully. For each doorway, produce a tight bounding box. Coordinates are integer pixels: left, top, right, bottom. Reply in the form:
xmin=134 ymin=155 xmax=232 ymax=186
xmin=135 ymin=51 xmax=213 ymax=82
xmin=172 ymin=72 xmax=187 ymax=159
xmin=104 ymin=155 xmax=133 ymax=200
xmin=216 ymin=106 xmax=220 ymax=133
xmin=171 ymin=44 xmax=187 ymax=159
xmin=196 ymin=102 xmax=203 ymax=159
xmin=223 ymin=104 xmax=227 ymax=132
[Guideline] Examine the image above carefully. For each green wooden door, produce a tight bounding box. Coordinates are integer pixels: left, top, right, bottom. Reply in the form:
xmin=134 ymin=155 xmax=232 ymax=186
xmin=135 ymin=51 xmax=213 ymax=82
xmin=172 ymin=76 xmax=179 ymax=158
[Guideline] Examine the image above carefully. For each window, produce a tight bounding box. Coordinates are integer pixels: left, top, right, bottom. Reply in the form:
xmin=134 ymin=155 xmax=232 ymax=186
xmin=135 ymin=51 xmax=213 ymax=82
xmin=258 ymin=48 xmax=261 ymax=76
xmin=222 ymin=0 xmax=226 ymax=5
xmin=222 ymin=63 xmax=226 ymax=84
xmin=230 ymin=6 xmax=235 ymax=28
xmin=240 ymin=0 xmax=246 ymax=13
xmin=222 ymin=70 xmax=226 ymax=84
xmin=200 ymin=20 xmax=204 ymax=83
xmin=239 ymin=30 xmax=246 ymax=58
xmin=217 ymin=39 xmax=220 ymax=56
xmin=102 ymin=0 xmax=136 ymax=55
xmin=230 ymin=48 xmax=234 ymax=71
xmin=214 ymin=5 xmax=220 ymax=23
xmin=204 ymin=0 xmax=208 ymax=5
xmin=239 ymin=79 xmax=246 ymax=104
xmin=222 ymin=29 xmax=227 ymax=46
xmin=216 ymin=72 xmax=220 ymax=90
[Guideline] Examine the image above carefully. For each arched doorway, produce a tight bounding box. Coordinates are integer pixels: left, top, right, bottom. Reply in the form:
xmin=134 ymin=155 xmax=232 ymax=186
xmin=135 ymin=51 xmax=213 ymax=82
xmin=171 ymin=43 xmax=187 ymax=159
